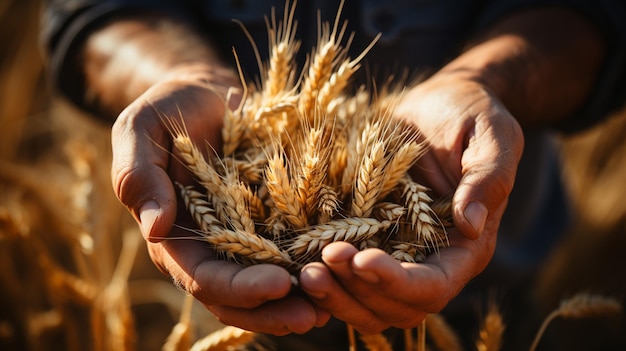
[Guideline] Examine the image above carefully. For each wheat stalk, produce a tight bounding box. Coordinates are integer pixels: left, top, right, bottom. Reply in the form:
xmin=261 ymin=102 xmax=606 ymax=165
xmin=529 ymin=293 xmax=622 ymax=351
xmin=190 ymin=325 xmax=256 ymax=351
xmin=162 ymin=294 xmax=195 ymax=351
xmin=360 ymin=332 xmax=393 ymax=351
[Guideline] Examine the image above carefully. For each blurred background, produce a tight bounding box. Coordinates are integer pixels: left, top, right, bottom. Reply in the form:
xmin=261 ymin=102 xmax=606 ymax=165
xmin=0 ymin=1 xmax=624 ymax=350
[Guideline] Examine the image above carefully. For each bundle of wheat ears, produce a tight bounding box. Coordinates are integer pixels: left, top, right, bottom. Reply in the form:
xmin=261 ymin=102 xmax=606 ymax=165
xmin=168 ymin=1 xmax=451 ymax=276
xmin=159 ymin=3 xmax=626 ymax=351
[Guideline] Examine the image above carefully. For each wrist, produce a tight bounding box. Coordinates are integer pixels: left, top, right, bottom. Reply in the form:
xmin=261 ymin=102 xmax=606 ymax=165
xmin=79 ymin=13 xmax=234 ymax=121
xmin=435 ymin=8 xmax=605 ymax=128
xmin=163 ymin=63 xmax=241 ymax=106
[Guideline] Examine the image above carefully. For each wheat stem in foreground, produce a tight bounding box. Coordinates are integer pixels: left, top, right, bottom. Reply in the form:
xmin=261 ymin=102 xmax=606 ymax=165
xmin=476 ymin=301 xmax=505 ymax=351
xmin=425 ymin=314 xmax=464 ymax=351
xmin=189 ymin=326 xmax=256 ymax=351
xmin=416 ymin=319 xmax=426 ymax=351
xmin=162 ymin=294 xmax=195 ymax=351
xmin=360 ymin=332 xmax=392 ymax=351
xmin=529 ymin=293 xmax=621 ymax=351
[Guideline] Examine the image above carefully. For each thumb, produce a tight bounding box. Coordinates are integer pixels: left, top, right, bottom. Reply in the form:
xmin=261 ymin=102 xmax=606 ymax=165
xmin=111 ymin=113 xmax=178 ymax=243
xmin=452 ymin=118 xmax=524 ymax=240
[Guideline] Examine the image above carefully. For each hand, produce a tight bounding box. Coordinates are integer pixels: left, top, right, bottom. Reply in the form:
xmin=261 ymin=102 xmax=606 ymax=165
xmin=298 ymin=72 xmax=524 ymax=333
xmin=110 ymin=69 xmax=330 ymax=335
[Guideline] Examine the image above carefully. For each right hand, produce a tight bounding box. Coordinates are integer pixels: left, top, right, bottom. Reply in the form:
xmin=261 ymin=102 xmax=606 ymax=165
xmin=110 ymin=68 xmax=330 ymax=335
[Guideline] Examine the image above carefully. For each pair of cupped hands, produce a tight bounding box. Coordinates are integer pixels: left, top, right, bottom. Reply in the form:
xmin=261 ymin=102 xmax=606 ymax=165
xmin=110 ymin=65 xmax=523 ymax=336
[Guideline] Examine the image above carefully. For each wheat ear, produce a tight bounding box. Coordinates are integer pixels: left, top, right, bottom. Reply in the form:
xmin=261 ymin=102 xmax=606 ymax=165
xmin=379 ymin=141 xmax=425 ymax=199
xmin=476 ymin=301 xmax=505 ymax=351
xmin=352 ymin=140 xmax=387 ymax=217
xmin=263 ymin=0 xmax=299 ymax=99
xmin=168 ymin=121 xmax=224 ymax=192
xmin=289 ymin=217 xmax=392 ymax=260
xmin=177 ymin=184 xmax=221 ymax=232
xmin=190 ymin=326 xmax=256 ymax=351
xmin=295 ymin=125 xmax=329 ymax=217
xmin=265 ymin=152 xmax=308 ymax=229
xmin=529 ymin=293 xmax=622 ymax=351
xmin=425 ymin=314 xmax=464 ymax=351
xmin=204 ymin=225 xmax=295 ymax=269
xmin=299 ymin=22 xmax=345 ymax=119
xmin=402 ymin=178 xmax=447 ymax=250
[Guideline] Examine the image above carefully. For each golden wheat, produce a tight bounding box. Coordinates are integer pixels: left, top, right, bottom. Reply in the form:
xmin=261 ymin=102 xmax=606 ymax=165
xmin=204 ymin=225 xmax=295 ymax=269
xmin=189 ymin=325 xmax=256 ymax=351
xmin=359 ymin=332 xmax=393 ymax=351
xmin=288 ymin=217 xmax=393 ymax=260
xmin=425 ymin=314 xmax=464 ymax=351
xmin=476 ymin=301 xmax=505 ymax=351
xmin=529 ymin=293 xmax=622 ymax=351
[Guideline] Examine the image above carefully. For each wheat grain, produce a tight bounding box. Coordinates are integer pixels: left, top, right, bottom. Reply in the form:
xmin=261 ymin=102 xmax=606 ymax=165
xmin=374 ymin=202 xmax=406 ymax=222
xmin=388 ymin=242 xmax=425 ymax=264
xmin=265 ymin=152 xmax=308 ymax=229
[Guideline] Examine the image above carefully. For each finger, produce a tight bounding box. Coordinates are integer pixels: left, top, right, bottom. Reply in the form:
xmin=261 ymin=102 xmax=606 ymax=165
xmin=149 ymin=239 xmax=294 ymax=308
xmin=351 ymin=238 xmax=481 ymax=311
xmin=111 ymin=104 xmax=178 ymax=242
xmin=299 ymin=262 xmax=386 ymax=334
xmin=209 ymin=296 xmax=322 ymax=335
xmin=320 ymin=241 xmax=358 ymax=280
xmin=453 ymin=114 xmax=523 ymax=239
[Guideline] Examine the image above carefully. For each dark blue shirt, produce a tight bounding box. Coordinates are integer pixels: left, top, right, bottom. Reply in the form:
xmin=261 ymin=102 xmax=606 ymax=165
xmin=42 ymin=0 xmax=626 ymax=131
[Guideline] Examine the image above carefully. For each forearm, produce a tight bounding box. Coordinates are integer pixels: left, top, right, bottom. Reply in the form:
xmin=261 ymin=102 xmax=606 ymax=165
xmin=70 ymin=13 xmax=238 ymax=121
xmin=439 ymin=7 xmax=606 ymax=128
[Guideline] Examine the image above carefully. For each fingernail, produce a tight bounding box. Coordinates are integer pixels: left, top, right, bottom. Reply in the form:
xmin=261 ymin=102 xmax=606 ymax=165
xmin=300 ymin=266 xmax=328 ymax=300
xmin=354 ymin=270 xmax=379 ymax=284
xmin=139 ymin=200 xmax=160 ymax=241
xmin=306 ymin=290 xmax=327 ymax=300
xmin=464 ymin=201 xmax=488 ymax=235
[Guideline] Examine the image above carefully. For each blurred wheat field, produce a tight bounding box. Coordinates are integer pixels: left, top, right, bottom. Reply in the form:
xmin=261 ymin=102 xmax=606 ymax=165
xmin=0 ymin=1 xmax=624 ymax=350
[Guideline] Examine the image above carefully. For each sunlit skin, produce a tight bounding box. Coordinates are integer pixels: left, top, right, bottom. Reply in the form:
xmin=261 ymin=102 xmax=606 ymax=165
xmin=67 ymin=6 xmax=605 ymax=335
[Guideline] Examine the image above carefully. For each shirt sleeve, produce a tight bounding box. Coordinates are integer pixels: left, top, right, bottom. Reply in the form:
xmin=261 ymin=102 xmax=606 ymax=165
xmin=475 ymin=0 xmax=626 ymax=132
xmin=40 ymin=0 xmax=192 ymax=110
